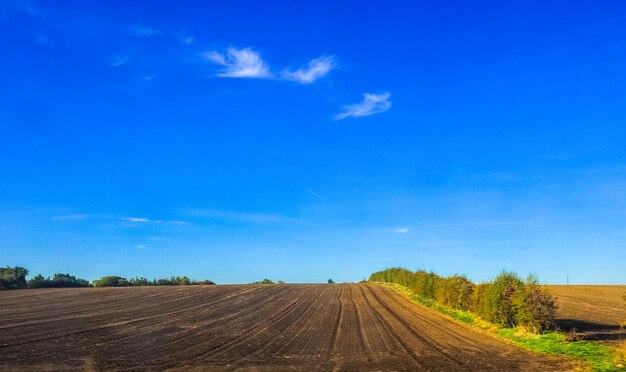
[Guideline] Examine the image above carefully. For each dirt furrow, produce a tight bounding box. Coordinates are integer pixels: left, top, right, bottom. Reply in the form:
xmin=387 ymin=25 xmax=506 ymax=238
xmin=0 ymin=284 xmax=575 ymax=371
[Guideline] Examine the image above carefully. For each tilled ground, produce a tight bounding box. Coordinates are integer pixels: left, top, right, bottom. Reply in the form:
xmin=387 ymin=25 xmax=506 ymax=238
xmin=547 ymin=285 xmax=626 ymax=345
xmin=0 ymin=284 xmax=573 ymax=371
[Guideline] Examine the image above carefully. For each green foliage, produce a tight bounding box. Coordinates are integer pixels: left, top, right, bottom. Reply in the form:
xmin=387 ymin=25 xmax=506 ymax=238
xmin=435 ymin=275 xmax=474 ymax=310
xmin=480 ymin=271 xmax=525 ymax=327
xmin=93 ymin=276 xmax=132 ymax=287
xmin=370 ymin=267 xmax=558 ymax=333
xmin=251 ymin=279 xmax=275 ymax=285
xmin=513 ymin=275 xmax=558 ymax=333
xmin=328 ymin=279 xmax=335 ymax=284
xmin=29 ymin=273 xmax=91 ymax=288
xmin=0 ymin=266 xmax=29 ymax=289
xmin=94 ymin=275 xmax=215 ymax=287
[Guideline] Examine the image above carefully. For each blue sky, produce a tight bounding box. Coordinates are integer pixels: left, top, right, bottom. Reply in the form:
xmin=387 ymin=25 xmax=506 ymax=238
xmin=1 ymin=1 xmax=625 ymax=284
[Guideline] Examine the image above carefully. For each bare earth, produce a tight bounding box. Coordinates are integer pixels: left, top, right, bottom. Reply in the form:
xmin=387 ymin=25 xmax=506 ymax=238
xmin=547 ymin=285 xmax=626 ymax=345
xmin=0 ymin=284 xmax=573 ymax=371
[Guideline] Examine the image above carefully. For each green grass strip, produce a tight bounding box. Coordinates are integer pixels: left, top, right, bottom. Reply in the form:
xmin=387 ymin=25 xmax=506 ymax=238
xmin=379 ymin=282 xmax=624 ymax=371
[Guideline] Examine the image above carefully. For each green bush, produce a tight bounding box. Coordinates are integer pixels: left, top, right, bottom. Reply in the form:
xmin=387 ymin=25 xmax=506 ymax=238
xmin=29 ymin=273 xmax=90 ymax=288
xmin=513 ymin=275 xmax=557 ymax=333
xmin=435 ymin=275 xmax=474 ymax=310
xmin=481 ymin=271 xmax=525 ymax=327
xmin=0 ymin=266 xmax=29 ymax=289
xmin=370 ymin=268 xmax=557 ymax=333
xmin=251 ymin=279 xmax=275 ymax=285
xmin=471 ymin=283 xmax=491 ymax=315
xmin=93 ymin=276 xmax=132 ymax=287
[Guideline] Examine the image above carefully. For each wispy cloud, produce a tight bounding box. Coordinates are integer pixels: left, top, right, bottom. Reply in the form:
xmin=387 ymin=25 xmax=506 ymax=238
xmin=35 ymin=33 xmax=53 ymax=47
xmin=133 ymin=244 xmax=146 ymax=249
xmin=123 ymin=217 xmax=189 ymax=225
xmin=335 ymin=92 xmax=392 ymax=120
xmin=124 ymin=217 xmax=152 ymax=223
xmin=202 ymin=47 xmax=272 ymax=79
xmin=174 ymin=29 xmax=194 ymax=45
xmin=131 ymin=25 xmax=162 ymax=37
xmin=307 ymin=189 xmax=326 ymax=201
xmin=393 ymin=227 xmax=410 ymax=234
xmin=187 ymin=209 xmax=287 ymax=223
xmin=282 ymin=56 xmax=335 ymax=84
xmin=52 ymin=213 xmax=97 ymax=221
xmin=52 ymin=213 xmax=188 ymax=225
xmin=108 ymin=55 xmax=129 ymax=67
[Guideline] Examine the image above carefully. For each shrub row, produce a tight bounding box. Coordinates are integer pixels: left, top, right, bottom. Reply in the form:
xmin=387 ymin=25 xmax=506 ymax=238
xmin=0 ymin=266 xmax=215 ymax=289
xmin=92 ymin=276 xmax=215 ymax=287
xmin=369 ymin=268 xmax=557 ymax=333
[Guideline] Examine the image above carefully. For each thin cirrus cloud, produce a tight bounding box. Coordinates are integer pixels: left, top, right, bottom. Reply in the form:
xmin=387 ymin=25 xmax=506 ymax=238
xmin=335 ymin=92 xmax=392 ymax=120
xmin=187 ymin=208 xmax=289 ymax=223
xmin=130 ymin=25 xmax=162 ymax=37
xmin=202 ymin=47 xmax=272 ymax=79
xmin=52 ymin=214 xmax=188 ymax=225
xmin=282 ymin=56 xmax=336 ymax=84
xmin=108 ymin=55 xmax=129 ymax=67
xmin=202 ymin=47 xmax=334 ymax=84
xmin=393 ymin=227 xmax=410 ymax=234
xmin=174 ymin=29 xmax=194 ymax=45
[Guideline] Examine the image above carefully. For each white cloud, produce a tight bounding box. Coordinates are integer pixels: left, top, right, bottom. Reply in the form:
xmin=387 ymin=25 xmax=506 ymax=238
xmin=187 ymin=209 xmax=287 ymax=223
xmin=125 ymin=217 xmax=152 ymax=223
xmin=108 ymin=55 xmax=129 ymax=67
xmin=175 ymin=30 xmax=194 ymax=45
xmin=393 ymin=227 xmax=410 ymax=234
xmin=133 ymin=244 xmax=146 ymax=249
xmin=335 ymin=92 xmax=392 ymax=120
xmin=282 ymin=56 xmax=335 ymax=84
xmin=202 ymin=47 xmax=272 ymax=79
xmin=307 ymin=189 xmax=326 ymax=201
xmin=131 ymin=25 xmax=162 ymax=37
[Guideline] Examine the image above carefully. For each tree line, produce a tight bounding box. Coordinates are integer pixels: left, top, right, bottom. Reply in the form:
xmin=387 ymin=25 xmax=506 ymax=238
xmin=369 ymin=268 xmax=557 ymax=333
xmin=0 ymin=266 xmax=215 ymax=289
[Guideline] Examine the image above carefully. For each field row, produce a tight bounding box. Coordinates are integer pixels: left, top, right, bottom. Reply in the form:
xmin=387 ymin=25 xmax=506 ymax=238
xmin=0 ymin=284 xmax=571 ymax=371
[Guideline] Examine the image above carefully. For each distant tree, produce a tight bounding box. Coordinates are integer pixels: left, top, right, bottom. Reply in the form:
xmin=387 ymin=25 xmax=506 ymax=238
xmin=251 ymin=279 xmax=274 ymax=285
xmin=129 ymin=277 xmax=152 ymax=286
xmin=29 ymin=273 xmax=90 ymax=288
xmin=0 ymin=266 xmax=29 ymax=289
xmin=93 ymin=276 xmax=131 ymax=287
xmin=328 ymin=279 xmax=335 ymax=284
xmin=28 ymin=274 xmax=47 ymax=288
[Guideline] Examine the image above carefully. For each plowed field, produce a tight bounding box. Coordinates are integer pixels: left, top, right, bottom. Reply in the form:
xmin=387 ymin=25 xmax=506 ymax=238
xmin=0 ymin=284 xmax=572 ymax=371
xmin=548 ymin=285 xmax=626 ymax=345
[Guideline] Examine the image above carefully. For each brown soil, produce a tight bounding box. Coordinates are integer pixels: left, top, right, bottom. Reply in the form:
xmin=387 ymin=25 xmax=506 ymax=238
xmin=547 ymin=285 xmax=626 ymax=345
xmin=0 ymin=284 xmax=573 ymax=371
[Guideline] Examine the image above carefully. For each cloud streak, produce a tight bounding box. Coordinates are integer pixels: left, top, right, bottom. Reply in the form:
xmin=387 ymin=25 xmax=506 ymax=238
xmin=335 ymin=92 xmax=392 ymax=120
xmin=131 ymin=25 xmax=162 ymax=37
xmin=108 ymin=55 xmax=129 ymax=67
xmin=187 ymin=209 xmax=289 ymax=223
xmin=202 ymin=47 xmax=272 ymax=79
xmin=282 ymin=56 xmax=335 ymax=84
xmin=52 ymin=214 xmax=188 ymax=225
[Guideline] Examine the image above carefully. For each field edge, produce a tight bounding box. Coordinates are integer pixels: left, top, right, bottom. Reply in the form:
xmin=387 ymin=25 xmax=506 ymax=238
xmin=374 ymin=282 xmax=625 ymax=372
